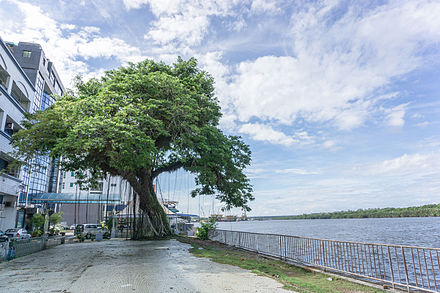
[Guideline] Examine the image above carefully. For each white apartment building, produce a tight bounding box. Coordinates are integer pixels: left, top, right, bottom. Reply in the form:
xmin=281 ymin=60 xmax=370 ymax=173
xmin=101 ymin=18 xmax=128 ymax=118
xmin=0 ymin=37 xmax=36 ymax=231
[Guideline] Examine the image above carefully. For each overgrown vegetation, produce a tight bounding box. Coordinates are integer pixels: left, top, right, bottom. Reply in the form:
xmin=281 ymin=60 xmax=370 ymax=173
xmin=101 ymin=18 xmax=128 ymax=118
xmin=179 ymin=237 xmax=384 ymax=293
xmin=268 ymin=203 xmax=440 ymax=220
xmin=196 ymin=218 xmax=217 ymax=240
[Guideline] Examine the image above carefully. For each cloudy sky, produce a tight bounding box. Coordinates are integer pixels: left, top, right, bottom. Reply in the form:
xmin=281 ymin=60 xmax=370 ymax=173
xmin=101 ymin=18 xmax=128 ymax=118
xmin=1 ymin=0 xmax=440 ymax=216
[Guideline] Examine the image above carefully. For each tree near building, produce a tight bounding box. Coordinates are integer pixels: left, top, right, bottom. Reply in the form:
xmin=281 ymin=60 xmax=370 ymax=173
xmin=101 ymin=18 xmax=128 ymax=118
xmin=12 ymin=58 xmax=253 ymax=238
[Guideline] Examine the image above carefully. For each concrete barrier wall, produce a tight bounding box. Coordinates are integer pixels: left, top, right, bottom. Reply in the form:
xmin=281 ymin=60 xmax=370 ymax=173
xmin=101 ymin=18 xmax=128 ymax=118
xmin=1 ymin=236 xmax=75 ymax=262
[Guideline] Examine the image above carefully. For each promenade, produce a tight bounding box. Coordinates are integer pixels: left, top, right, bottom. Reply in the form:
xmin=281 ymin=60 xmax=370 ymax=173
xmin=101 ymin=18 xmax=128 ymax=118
xmin=0 ymin=239 xmax=289 ymax=293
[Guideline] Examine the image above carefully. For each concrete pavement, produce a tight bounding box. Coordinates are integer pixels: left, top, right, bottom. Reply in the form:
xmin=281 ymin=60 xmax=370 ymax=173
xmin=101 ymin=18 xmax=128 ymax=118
xmin=0 ymin=239 xmax=290 ymax=293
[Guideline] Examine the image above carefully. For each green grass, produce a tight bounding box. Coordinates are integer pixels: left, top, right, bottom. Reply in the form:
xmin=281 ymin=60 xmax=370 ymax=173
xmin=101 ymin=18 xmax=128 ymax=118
xmin=178 ymin=237 xmax=384 ymax=293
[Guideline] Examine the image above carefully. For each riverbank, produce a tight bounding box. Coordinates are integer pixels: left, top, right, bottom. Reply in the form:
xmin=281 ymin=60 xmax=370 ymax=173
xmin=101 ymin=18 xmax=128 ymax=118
xmin=178 ymin=236 xmax=386 ymax=293
xmin=252 ymin=203 xmax=440 ymax=220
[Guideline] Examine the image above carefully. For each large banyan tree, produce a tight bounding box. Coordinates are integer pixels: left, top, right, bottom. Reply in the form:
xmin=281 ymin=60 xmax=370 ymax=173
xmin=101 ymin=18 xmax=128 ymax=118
xmin=12 ymin=58 xmax=253 ymax=237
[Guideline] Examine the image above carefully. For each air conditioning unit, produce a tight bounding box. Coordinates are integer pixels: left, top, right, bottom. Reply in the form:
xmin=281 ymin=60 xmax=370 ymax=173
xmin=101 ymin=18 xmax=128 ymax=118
xmin=4 ymin=122 xmax=14 ymax=135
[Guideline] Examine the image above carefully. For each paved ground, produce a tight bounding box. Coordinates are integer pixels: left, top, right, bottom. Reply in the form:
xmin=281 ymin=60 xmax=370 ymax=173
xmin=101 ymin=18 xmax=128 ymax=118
xmin=0 ymin=239 xmax=291 ymax=293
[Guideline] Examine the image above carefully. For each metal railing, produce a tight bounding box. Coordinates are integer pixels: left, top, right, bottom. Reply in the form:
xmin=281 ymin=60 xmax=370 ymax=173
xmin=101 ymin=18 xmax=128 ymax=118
xmin=210 ymin=229 xmax=440 ymax=292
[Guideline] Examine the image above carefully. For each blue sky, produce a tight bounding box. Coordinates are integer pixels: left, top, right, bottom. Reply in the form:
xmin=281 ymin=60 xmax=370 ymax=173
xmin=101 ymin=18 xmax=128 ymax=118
xmin=1 ymin=0 xmax=440 ymax=216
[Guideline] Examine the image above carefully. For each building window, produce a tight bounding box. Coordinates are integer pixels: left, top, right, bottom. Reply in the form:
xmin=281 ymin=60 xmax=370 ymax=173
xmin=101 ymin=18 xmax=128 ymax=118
xmin=11 ymin=82 xmax=30 ymax=111
xmin=111 ymin=183 xmax=117 ymax=187
xmin=70 ymin=183 xmax=74 ymax=187
xmin=4 ymin=116 xmax=21 ymax=137
xmin=22 ymin=51 xmax=31 ymax=58
xmin=0 ymin=64 xmax=10 ymax=89
xmin=0 ymin=157 xmax=19 ymax=178
xmin=71 ymin=171 xmax=74 ymax=177
xmin=62 ymin=182 xmax=65 ymax=189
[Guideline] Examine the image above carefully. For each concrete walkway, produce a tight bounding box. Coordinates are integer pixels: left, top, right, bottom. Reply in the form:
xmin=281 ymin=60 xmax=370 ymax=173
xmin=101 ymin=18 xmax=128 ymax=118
xmin=0 ymin=239 xmax=290 ymax=293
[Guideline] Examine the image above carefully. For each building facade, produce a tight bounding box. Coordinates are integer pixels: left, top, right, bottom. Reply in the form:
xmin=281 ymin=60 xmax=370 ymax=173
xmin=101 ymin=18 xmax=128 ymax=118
xmin=0 ymin=37 xmax=36 ymax=231
xmin=55 ymin=173 xmax=129 ymax=225
xmin=6 ymin=42 xmax=65 ymax=226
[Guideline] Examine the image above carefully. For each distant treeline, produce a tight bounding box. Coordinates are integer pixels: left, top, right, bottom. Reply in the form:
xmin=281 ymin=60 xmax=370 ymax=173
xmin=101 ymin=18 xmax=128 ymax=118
xmin=275 ymin=204 xmax=440 ymax=220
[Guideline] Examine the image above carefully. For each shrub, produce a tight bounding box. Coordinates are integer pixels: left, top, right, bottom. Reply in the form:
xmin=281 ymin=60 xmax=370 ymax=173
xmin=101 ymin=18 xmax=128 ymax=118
xmin=31 ymin=230 xmax=42 ymax=237
xmin=196 ymin=218 xmax=217 ymax=240
xmin=32 ymin=213 xmax=45 ymax=231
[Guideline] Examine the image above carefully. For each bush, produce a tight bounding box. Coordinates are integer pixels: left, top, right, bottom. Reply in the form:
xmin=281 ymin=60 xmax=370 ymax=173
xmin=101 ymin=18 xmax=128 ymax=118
xmin=31 ymin=230 xmax=42 ymax=237
xmin=196 ymin=218 xmax=217 ymax=240
xmin=32 ymin=213 xmax=45 ymax=231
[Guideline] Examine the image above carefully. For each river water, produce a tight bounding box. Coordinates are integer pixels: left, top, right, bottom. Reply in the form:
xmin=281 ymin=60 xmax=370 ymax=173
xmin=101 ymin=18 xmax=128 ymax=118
xmin=216 ymin=217 xmax=440 ymax=248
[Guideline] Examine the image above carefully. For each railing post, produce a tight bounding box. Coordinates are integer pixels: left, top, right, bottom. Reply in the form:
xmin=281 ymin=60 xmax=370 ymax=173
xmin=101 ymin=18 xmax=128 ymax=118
xmin=279 ymin=235 xmax=282 ymax=259
xmin=387 ymin=246 xmax=395 ymax=289
xmin=401 ymin=247 xmax=410 ymax=292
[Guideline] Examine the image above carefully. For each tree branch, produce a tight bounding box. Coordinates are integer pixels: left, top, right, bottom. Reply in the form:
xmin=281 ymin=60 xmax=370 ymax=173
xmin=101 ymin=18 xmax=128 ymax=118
xmin=152 ymin=161 xmax=184 ymax=178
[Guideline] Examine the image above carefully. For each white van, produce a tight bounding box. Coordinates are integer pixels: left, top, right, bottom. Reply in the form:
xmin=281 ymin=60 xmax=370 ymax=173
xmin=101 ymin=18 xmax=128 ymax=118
xmin=75 ymin=224 xmax=99 ymax=239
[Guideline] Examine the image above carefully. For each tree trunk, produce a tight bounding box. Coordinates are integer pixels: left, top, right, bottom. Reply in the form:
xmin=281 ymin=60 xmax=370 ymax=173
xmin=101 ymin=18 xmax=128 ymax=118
xmin=131 ymin=176 xmax=171 ymax=239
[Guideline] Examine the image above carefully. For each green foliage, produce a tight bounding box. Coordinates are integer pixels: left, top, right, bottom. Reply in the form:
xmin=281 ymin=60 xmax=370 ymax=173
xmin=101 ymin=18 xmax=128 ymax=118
xmin=76 ymin=234 xmax=85 ymax=242
xmin=105 ymin=217 xmax=113 ymax=231
xmin=32 ymin=213 xmax=45 ymax=231
xmin=31 ymin=230 xmax=42 ymax=237
xmin=49 ymin=212 xmax=64 ymax=226
xmin=273 ymin=203 xmax=440 ymax=220
xmin=12 ymin=57 xmax=253 ymax=209
xmin=196 ymin=218 xmax=217 ymax=240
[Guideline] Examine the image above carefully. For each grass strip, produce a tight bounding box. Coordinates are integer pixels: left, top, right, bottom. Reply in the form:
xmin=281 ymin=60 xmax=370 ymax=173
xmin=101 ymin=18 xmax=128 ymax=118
xmin=178 ymin=237 xmax=385 ymax=293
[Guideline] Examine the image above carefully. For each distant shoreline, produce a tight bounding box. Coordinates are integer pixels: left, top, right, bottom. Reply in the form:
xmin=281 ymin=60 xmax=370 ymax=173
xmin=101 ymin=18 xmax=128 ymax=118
xmin=250 ymin=203 xmax=440 ymax=220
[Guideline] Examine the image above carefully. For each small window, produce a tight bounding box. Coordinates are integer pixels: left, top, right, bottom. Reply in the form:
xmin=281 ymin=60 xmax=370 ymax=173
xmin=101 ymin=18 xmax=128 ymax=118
xmin=70 ymin=183 xmax=74 ymax=187
xmin=71 ymin=171 xmax=74 ymax=177
xmin=111 ymin=183 xmax=117 ymax=187
xmin=22 ymin=51 xmax=31 ymax=58
xmin=62 ymin=182 xmax=65 ymax=189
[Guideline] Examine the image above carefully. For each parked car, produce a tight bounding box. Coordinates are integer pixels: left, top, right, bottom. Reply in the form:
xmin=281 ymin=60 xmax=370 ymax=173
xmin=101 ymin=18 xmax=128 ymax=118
xmin=5 ymin=228 xmax=31 ymax=240
xmin=75 ymin=224 xmax=99 ymax=239
xmin=0 ymin=230 xmax=8 ymax=242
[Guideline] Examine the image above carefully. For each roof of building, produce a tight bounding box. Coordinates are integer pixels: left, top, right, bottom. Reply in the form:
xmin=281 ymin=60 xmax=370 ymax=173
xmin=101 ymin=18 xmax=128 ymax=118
xmin=31 ymin=193 xmax=121 ymax=204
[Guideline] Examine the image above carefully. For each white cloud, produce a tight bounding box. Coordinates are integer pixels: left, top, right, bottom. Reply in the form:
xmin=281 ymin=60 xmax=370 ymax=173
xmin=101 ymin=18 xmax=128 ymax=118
xmin=323 ymin=140 xmax=336 ymax=149
xmin=0 ymin=0 xmax=144 ymax=87
xmin=137 ymin=0 xmax=241 ymax=48
xmin=275 ymin=168 xmax=319 ymax=175
xmin=365 ymin=152 xmax=440 ymax=176
xmin=239 ymin=123 xmax=296 ymax=146
xmin=250 ymin=0 xmax=283 ymax=14
xmin=385 ymin=104 xmax=407 ymax=127
xmin=221 ymin=0 xmax=440 ymax=140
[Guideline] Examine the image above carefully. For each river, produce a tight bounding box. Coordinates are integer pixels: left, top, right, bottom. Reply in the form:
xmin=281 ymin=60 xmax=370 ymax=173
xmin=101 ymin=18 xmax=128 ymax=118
xmin=216 ymin=217 xmax=440 ymax=248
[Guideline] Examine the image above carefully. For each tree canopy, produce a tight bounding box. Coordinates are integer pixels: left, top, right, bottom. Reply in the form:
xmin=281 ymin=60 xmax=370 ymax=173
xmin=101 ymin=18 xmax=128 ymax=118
xmin=12 ymin=57 xmax=253 ymax=237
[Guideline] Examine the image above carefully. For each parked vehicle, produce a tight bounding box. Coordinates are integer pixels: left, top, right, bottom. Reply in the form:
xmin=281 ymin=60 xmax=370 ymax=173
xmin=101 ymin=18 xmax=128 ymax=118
xmin=75 ymin=224 xmax=99 ymax=239
xmin=0 ymin=230 xmax=8 ymax=242
xmin=5 ymin=228 xmax=31 ymax=240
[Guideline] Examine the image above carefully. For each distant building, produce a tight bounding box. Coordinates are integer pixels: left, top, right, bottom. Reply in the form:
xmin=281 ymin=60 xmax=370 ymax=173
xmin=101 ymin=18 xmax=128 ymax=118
xmin=53 ymin=173 xmax=129 ymax=225
xmin=0 ymin=37 xmax=36 ymax=231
